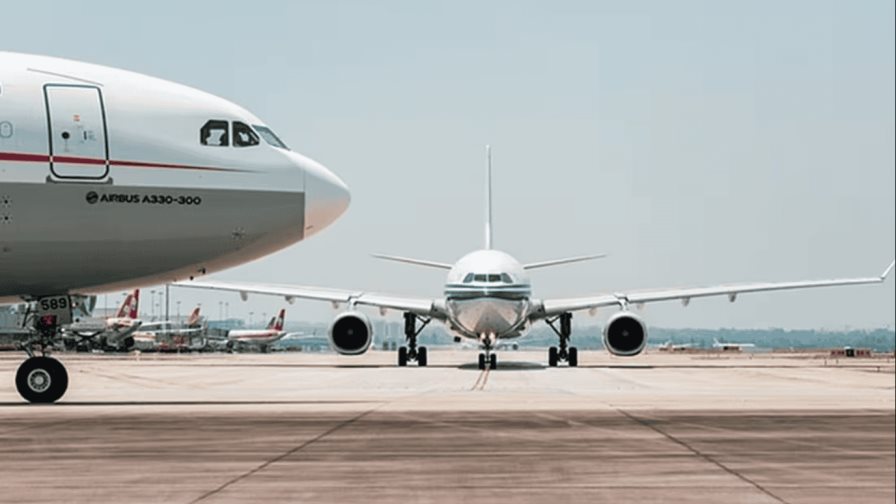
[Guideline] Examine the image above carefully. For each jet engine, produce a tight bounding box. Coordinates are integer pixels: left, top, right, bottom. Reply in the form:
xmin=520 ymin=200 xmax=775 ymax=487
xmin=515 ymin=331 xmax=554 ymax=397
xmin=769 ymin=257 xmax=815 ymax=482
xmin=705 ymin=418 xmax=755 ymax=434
xmin=602 ymin=311 xmax=648 ymax=357
xmin=328 ymin=311 xmax=373 ymax=355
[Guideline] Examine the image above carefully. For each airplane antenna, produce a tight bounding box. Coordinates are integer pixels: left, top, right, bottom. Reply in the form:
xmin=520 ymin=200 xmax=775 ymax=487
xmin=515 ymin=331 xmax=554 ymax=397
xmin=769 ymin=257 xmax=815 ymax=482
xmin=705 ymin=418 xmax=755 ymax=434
xmin=485 ymin=145 xmax=493 ymax=250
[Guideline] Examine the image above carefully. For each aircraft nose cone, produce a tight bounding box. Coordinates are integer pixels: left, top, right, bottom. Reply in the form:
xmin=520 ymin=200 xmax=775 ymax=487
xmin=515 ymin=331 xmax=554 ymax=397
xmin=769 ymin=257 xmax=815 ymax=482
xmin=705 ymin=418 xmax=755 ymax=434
xmin=304 ymin=159 xmax=350 ymax=237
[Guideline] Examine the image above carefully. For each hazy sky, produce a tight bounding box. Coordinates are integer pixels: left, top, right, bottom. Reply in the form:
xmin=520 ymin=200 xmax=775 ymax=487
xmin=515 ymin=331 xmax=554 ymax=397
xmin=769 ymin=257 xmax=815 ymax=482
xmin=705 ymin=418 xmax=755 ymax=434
xmin=7 ymin=0 xmax=894 ymax=329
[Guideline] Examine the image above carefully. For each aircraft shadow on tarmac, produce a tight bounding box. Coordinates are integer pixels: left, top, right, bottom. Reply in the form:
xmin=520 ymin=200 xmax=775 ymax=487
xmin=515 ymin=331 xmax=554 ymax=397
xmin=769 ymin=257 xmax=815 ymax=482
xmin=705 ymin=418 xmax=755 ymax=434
xmin=457 ymin=361 xmax=546 ymax=371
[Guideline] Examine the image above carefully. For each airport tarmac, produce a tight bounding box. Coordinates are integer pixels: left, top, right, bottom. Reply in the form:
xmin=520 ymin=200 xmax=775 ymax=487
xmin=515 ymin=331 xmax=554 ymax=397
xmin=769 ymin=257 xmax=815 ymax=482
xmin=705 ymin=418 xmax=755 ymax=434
xmin=0 ymin=350 xmax=892 ymax=503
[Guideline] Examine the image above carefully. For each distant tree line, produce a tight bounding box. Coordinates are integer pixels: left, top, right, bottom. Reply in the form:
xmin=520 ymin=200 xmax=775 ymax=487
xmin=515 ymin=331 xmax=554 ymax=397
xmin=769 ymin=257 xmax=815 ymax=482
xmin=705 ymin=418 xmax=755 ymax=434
xmin=408 ymin=325 xmax=896 ymax=351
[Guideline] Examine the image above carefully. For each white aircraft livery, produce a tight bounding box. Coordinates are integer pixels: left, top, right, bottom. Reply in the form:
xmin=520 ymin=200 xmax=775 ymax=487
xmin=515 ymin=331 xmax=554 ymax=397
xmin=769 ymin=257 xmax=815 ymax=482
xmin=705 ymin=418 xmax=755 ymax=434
xmin=179 ymin=147 xmax=894 ymax=370
xmin=0 ymin=52 xmax=350 ymax=402
xmin=226 ymin=308 xmax=288 ymax=352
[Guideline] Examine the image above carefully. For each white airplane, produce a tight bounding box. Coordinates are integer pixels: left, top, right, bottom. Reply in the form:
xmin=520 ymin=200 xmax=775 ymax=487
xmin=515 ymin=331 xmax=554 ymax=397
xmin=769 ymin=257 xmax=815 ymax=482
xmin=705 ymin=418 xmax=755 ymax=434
xmin=712 ymin=338 xmax=756 ymax=351
xmin=131 ymin=306 xmax=204 ymax=351
xmin=0 ymin=52 xmax=350 ymax=402
xmin=65 ymin=289 xmax=142 ymax=350
xmin=178 ymin=147 xmax=895 ymax=370
xmin=225 ymin=308 xmax=287 ymax=352
xmin=655 ymin=340 xmax=694 ymax=352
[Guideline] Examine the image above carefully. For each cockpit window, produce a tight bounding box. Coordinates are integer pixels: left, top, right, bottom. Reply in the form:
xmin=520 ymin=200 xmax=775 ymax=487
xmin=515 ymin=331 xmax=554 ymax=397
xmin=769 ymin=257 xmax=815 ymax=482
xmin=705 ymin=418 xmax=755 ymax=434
xmin=253 ymin=125 xmax=289 ymax=150
xmin=200 ymin=120 xmax=228 ymax=147
xmin=233 ymin=122 xmax=260 ymax=147
xmin=466 ymin=273 xmax=512 ymax=283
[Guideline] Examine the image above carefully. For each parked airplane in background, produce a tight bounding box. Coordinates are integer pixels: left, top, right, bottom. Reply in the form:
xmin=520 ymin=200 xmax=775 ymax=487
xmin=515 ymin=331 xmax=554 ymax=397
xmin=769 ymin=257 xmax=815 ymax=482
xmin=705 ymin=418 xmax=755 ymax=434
xmin=178 ymin=147 xmax=895 ymax=370
xmin=655 ymin=341 xmax=694 ymax=352
xmin=225 ymin=309 xmax=287 ymax=353
xmin=0 ymin=52 xmax=350 ymax=402
xmin=65 ymin=289 xmax=141 ymax=346
xmin=712 ymin=338 xmax=756 ymax=352
xmin=132 ymin=306 xmax=204 ymax=351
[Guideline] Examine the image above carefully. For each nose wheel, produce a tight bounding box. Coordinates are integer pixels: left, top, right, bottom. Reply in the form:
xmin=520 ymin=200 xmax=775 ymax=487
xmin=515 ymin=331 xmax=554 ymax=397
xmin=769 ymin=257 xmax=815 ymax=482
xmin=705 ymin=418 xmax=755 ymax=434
xmin=478 ymin=352 xmax=497 ymax=370
xmin=16 ymin=356 xmax=68 ymax=403
xmin=546 ymin=312 xmax=578 ymax=367
xmin=398 ymin=312 xmax=430 ymax=367
xmin=14 ymin=304 xmax=71 ymax=403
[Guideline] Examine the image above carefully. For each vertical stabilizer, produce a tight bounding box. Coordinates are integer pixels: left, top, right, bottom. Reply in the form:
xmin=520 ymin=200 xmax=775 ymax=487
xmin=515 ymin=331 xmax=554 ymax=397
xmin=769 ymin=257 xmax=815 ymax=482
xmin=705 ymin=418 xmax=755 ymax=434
xmin=186 ymin=307 xmax=201 ymax=327
xmin=116 ymin=290 xmax=139 ymax=319
xmin=485 ymin=145 xmax=493 ymax=250
xmin=271 ymin=309 xmax=286 ymax=331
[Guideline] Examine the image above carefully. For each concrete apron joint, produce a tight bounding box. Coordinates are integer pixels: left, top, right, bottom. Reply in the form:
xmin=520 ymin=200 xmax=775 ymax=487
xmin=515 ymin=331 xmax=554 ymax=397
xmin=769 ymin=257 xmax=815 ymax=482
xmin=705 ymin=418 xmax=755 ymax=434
xmin=189 ymin=406 xmax=381 ymax=503
xmin=617 ymin=409 xmax=789 ymax=504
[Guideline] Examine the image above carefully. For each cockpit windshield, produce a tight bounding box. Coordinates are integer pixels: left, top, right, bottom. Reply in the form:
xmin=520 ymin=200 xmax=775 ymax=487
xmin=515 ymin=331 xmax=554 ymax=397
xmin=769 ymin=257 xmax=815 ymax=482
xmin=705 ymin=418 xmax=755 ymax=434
xmin=253 ymin=125 xmax=289 ymax=150
xmin=463 ymin=273 xmax=514 ymax=284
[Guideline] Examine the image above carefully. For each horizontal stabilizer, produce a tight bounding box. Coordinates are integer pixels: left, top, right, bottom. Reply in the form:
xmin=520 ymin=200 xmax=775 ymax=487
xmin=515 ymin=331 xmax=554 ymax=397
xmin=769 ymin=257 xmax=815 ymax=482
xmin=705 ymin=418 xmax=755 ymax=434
xmin=523 ymin=254 xmax=607 ymax=270
xmin=371 ymin=254 xmax=453 ymax=270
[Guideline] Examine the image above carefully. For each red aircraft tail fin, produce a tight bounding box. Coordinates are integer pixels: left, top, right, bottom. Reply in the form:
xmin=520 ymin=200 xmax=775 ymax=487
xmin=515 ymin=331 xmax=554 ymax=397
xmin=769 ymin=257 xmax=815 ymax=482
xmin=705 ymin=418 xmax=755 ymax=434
xmin=116 ymin=290 xmax=140 ymax=319
xmin=269 ymin=309 xmax=286 ymax=331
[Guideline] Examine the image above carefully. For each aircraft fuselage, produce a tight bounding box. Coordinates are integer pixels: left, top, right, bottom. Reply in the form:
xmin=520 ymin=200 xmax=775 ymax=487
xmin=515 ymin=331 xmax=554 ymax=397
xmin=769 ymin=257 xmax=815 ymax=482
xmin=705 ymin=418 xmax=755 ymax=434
xmin=0 ymin=52 xmax=349 ymax=303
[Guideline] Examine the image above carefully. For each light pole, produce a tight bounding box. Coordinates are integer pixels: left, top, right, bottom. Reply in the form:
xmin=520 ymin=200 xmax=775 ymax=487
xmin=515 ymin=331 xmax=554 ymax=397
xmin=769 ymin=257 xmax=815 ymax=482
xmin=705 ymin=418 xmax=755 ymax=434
xmin=176 ymin=301 xmax=181 ymax=321
xmin=165 ymin=284 xmax=170 ymax=322
xmin=249 ymin=311 xmax=254 ymax=327
xmin=224 ymin=302 xmax=229 ymax=320
xmin=150 ymin=290 xmax=157 ymax=320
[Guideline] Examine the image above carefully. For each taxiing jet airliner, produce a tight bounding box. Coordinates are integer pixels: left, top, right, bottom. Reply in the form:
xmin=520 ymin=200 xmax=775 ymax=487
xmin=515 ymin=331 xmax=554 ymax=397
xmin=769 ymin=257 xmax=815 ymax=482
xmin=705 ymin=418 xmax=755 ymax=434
xmin=179 ymin=147 xmax=894 ymax=370
xmin=0 ymin=52 xmax=350 ymax=402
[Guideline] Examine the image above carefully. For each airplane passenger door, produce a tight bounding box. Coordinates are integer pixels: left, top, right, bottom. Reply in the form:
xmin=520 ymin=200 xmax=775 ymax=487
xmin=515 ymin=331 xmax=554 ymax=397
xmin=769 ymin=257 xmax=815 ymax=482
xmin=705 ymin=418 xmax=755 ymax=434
xmin=44 ymin=84 xmax=109 ymax=180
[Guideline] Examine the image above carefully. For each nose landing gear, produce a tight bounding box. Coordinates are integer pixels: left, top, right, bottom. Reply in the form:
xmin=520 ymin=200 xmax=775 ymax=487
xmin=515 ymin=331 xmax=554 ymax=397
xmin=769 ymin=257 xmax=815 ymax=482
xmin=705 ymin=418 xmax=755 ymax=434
xmin=477 ymin=334 xmax=497 ymax=370
xmin=477 ymin=350 xmax=497 ymax=370
xmin=546 ymin=312 xmax=578 ymax=367
xmin=16 ymin=356 xmax=68 ymax=404
xmin=398 ymin=312 xmax=430 ymax=367
xmin=16 ymin=314 xmax=69 ymax=403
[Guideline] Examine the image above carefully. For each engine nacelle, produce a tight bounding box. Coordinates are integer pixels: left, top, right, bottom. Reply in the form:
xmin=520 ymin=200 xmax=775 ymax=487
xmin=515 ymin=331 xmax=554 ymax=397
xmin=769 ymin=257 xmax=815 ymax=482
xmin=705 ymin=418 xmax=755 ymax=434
xmin=602 ymin=311 xmax=648 ymax=357
xmin=328 ymin=311 xmax=373 ymax=355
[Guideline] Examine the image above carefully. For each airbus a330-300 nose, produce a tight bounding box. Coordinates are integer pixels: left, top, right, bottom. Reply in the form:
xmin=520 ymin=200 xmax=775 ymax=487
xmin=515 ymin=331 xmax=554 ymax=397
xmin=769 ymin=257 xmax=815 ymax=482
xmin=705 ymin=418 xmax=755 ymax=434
xmin=0 ymin=52 xmax=351 ymax=402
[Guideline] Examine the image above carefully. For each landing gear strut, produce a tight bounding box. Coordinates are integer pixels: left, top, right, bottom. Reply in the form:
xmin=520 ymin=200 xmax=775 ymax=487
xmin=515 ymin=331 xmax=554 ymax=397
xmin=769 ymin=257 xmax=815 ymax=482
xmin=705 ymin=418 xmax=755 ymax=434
xmin=16 ymin=314 xmax=69 ymax=403
xmin=398 ymin=312 xmax=430 ymax=367
xmin=545 ymin=312 xmax=578 ymax=367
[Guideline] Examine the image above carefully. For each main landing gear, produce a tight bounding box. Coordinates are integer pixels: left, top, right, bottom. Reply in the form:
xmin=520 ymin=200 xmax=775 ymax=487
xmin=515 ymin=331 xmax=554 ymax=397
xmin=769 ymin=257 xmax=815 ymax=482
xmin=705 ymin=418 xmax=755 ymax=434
xmin=545 ymin=312 xmax=578 ymax=367
xmin=398 ymin=312 xmax=429 ymax=367
xmin=16 ymin=314 xmax=68 ymax=403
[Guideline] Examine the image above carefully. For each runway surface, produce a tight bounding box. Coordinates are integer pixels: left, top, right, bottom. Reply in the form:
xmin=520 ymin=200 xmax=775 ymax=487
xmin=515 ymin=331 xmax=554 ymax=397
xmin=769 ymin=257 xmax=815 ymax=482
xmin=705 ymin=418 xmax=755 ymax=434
xmin=0 ymin=350 xmax=893 ymax=503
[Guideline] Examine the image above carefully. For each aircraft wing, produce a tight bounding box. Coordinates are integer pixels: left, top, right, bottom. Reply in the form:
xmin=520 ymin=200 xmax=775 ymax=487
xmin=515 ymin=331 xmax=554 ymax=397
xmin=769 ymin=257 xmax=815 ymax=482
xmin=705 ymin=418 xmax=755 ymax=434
xmin=537 ymin=260 xmax=894 ymax=318
xmin=173 ymin=280 xmax=438 ymax=317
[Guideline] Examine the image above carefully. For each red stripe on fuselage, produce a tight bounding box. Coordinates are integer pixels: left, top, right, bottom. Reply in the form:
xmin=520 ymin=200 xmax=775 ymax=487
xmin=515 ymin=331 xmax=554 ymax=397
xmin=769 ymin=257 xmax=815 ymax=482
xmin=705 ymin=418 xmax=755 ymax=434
xmin=0 ymin=151 xmax=251 ymax=173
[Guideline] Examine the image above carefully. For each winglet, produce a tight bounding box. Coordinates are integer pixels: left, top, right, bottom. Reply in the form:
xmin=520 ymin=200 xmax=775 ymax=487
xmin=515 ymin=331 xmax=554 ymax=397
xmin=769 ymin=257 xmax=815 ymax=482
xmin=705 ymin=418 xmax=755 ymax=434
xmin=882 ymin=260 xmax=896 ymax=280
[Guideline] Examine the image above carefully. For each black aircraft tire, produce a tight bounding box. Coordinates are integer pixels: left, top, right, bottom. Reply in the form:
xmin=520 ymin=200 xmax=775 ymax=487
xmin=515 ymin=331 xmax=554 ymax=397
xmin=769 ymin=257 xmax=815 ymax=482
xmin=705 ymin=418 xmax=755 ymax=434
xmin=489 ymin=353 xmax=497 ymax=370
xmin=478 ymin=353 xmax=486 ymax=370
xmin=16 ymin=357 xmax=68 ymax=404
xmin=417 ymin=346 xmax=428 ymax=367
xmin=548 ymin=346 xmax=559 ymax=367
xmin=568 ymin=347 xmax=578 ymax=367
xmin=398 ymin=346 xmax=408 ymax=367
